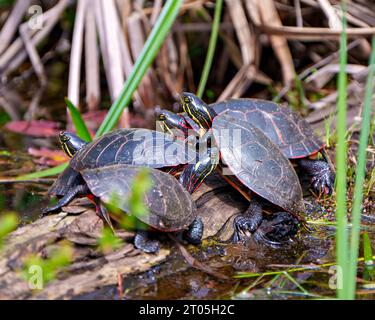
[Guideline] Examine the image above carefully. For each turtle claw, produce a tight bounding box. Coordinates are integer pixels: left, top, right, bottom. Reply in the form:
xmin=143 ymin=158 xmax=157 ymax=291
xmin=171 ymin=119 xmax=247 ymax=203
xmin=311 ymin=167 xmax=335 ymax=196
xmin=233 ymin=216 xmax=261 ymax=243
xmin=233 ymin=200 xmax=263 ymax=243
xmin=299 ymin=159 xmax=335 ymax=196
xmin=184 ymin=218 xmax=203 ymax=244
xmin=40 ymin=205 xmax=59 ymax=218
xmin=134 ymin=231 xmax=160 ymax=253
xmin=253 ymin=212 xmax=299 ymax=246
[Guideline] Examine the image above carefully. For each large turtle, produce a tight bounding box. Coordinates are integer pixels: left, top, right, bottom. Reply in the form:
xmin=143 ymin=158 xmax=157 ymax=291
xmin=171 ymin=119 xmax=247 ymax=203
xmin=157 ymin=92 xmax=335 ymax=195
xmin=177 ymin=113 xmax=306 ymax=242
xmin=43 ymin=129 xmax=202 ymax=252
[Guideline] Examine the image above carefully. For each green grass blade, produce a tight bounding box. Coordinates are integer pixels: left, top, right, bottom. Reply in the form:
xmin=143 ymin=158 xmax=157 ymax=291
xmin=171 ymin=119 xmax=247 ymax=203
xmin=335 ymin=1 xmax=349 ymax=300
xmin=65 ymin=98 xmax=92 ymax=142
xmin=0 ymin=213 xmax=18 ymax=250
xmin=196 ymin=0 xmax=223 ymax=98
xmin=96 ymin=0 xmax=183 ymax=137
xmin=363 ymin=232 xmax=373 ymax=264
xmin=15 ymin=163 xmax=68 ymax=180
xmin=347 ymin=35 xmax=375 ymax=298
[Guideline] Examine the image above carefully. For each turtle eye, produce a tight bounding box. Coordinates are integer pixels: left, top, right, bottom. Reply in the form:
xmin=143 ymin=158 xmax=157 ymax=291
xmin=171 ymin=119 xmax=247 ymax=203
xmin=59 ymin=132 xmax=69 ymax=143
xmin=158 ymin=113 xmax=166 ymax=121
xmin=184 ymin=97 xmax=191 ymax=104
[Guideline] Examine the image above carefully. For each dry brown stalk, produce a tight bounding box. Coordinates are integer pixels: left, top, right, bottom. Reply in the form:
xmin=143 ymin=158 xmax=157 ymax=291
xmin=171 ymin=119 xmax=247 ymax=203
xmin=67 ymin=0 xmax=86 ymax=110
xmin=256 ymin=0 xmax=296 ymax=86
xmin=0 ymin=0 xmax=31 ymax=56
xmin=85 ymin=6 xmax=101 ymax=111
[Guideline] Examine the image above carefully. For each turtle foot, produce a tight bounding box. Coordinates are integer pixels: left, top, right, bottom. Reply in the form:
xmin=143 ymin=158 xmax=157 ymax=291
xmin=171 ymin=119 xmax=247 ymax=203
xmin=299 ymin=159 xmax=335 ymax=195
xmin=40 ymin=205 xmax=60 ymax=218
xmin=311 ymin=166 xmax=335 ymax=195
xmin=134 ymin=231 xmax=160 ymax=253
xmin=233 ymin=200 xmax=263 ymax=243
xmin=184 ymin=218 xmax=203 ymax=244
xmin=253 ymin=212 xmax=300 ymax=247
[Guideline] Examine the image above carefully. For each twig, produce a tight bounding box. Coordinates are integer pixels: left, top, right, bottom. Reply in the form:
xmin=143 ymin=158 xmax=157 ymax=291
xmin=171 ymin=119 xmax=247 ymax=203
xmin=256 ymin=0 xmax=295 ymax=85
xmin=150 ymin=0 xmax=162 ymax=26
xmin=218 ymin=63 xmax=256 ymax=100
xmin=117 ymin=272 xmax=124 ymax=300
xmin=100 ymin=0 xmax=129 ymax=128
xmin=170 ymin=234 xmax=229 ymax=280
xmin=294 ymin=0 xmax=303 ymax=27
xmin=304 ymin=63 xmax=366 ymax=89
xmin=259 ymin=25 xmax=375 ymax=41
xmin=226 ymin=0 xmax=254 ymax=65
xmin=0 ymin=0 xmax=31 ymax=55
xmin=24 ymin=86 xmax=44 ymax=120
xmin=196 ymin=0 xmax=223 ymax=98
xmin=317 ymin=0 xmax=341 ymax=30
xmin=94 ymin=0 xmax=113 ymax=97
xmin=68 ymin=0 xmax=87 ymax=110
xmin=101 ymin=0 xmax=125 ymax=100
xmin=274 ymin=40 xmax=362 ymax=101
xmin=127 ymin=12 xmax=153 ymax=108
xmin=0 ymin=0 xmax=70 ymax=78
xmin=19 ymin=23 xmax=47 ymax=86
xmin=85 ymin=5 xmax=100 ymax=111
xmin=0 ymin=95 xmax=20 ymax=120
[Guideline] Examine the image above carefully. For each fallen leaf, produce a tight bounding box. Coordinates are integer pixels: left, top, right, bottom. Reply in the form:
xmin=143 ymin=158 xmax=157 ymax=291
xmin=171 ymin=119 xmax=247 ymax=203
xmin=28 ymin=147 xmax=69 ymax=166
xmin=5 ymin=120 xmax=61 ymax=137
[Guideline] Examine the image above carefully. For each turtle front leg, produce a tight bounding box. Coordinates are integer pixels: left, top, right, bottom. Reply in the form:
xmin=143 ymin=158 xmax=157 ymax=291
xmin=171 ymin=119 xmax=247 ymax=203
xmin=233 ymin=200 xmax=263 ymax=243
xmin=134 ymin=230 xmax=160 ymax=253
xmin=299 ymin=158 xmax=335 ymax=195
xmin=41 ymin=184 xmax=90 ymax=216
xmin=184 ymin=217 xmax=204 ymax=244
xmin=93 ymin=197 xmax=115 ymax=233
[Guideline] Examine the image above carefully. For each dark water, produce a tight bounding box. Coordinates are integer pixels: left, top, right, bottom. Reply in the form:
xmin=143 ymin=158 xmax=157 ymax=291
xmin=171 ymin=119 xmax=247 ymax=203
xmin=0 ymin=130 xmax=53 ymax=223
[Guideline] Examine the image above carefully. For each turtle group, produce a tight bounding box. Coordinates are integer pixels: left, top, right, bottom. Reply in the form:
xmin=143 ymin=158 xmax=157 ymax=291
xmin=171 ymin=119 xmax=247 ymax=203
xmin=43 ymin=92 xmax=335 ymax=253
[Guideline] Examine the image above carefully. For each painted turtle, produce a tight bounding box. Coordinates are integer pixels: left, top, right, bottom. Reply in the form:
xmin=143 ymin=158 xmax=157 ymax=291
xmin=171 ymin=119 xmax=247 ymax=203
xmin=81 ymin=164 xmax=197 ymax=253
xmin=43 ymin=129 xmax=202 ymax=252
xmin=156 ymin=92 xmax=335 ymax=195
xmin=178 ymin=113 xmax=305 ymax=242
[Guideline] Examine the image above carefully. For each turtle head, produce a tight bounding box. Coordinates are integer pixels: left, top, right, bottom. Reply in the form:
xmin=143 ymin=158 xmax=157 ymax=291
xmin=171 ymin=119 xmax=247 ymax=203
xmin=59 ymin=131 xmax=87 ymax=158
xmin=156 ymin=109 xmax=189 ymax=137
xmin=179 ymin=147 xmax=219 ymax=194
xmin=180 ymin=92 xmax=213 ymax=133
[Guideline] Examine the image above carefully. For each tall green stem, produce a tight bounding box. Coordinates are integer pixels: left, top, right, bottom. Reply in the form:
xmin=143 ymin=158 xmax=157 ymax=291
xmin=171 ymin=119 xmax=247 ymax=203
xmin=347 ymin=35 xmax=375 ymax=299
xmin=335 ymin=1 xmax=349 ymax=300
xmin=196 ymin=0 xmax=223 ymax=98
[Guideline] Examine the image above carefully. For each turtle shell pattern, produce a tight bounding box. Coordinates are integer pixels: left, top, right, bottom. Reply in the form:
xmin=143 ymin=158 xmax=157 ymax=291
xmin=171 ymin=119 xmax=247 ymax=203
xmin=70 ymin=129 xmax=196 ymax=172
xmin=212 ymin=113 xmax=305 ymax=216
xmin=82 ymin=164 xmax=196 ymax=231
xmin=210 ymin=99 xmax=323 ymax=159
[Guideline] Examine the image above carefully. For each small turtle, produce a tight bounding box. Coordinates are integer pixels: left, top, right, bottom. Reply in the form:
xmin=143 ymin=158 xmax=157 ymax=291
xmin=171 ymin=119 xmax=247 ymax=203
xmin=81 ymin=164 xmax=198 ymax=253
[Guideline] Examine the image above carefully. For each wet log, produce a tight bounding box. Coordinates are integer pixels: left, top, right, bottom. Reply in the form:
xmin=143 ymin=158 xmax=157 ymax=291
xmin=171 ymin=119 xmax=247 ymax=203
xmin=0 ymin=173 xmax=244 ymax=299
